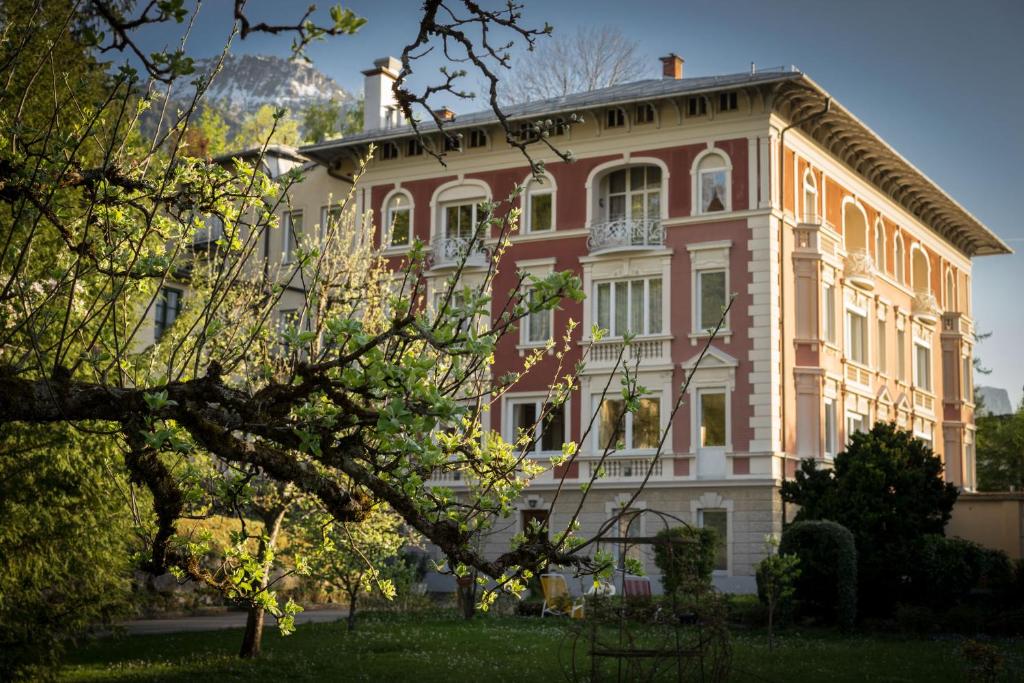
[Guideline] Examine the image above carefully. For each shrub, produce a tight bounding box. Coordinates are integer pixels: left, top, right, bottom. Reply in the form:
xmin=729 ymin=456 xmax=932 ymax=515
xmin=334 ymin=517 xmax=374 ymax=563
xmin=780 ymin=422 xmax=958 ymax=616
xmin=908 ymin=535 xmax=1015 ymax=609
xmin=653 ymin=525 xmax=717 ymax=596
xmin=779 ymin=520 xmax=857 ymax=629
xmin=725 ymin=594 xmax=766 ymax=628
xmin=755 ymin=536 xmax=800 ymax=648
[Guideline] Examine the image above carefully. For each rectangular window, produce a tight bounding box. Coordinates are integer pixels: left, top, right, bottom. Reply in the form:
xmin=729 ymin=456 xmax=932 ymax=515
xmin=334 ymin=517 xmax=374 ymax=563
xmin=687 ymin=97 xmax=707 ymax=117
xmin=699 ymin=508 xmax=728 ymax=571
xmin=897 ymin=328 xmax=907 ymax=381
xmin=823 ymin=283 xmax=836 ymax=344
xmin=597 ymin=397 xmax=660 ymax=451
xmin=635 ymin=103 xmax=655 ymax=124
xmin=616 ymin=510 xmax=643 ymax=563
xmin=154 ymin=287 xmax=182 ymax=339
xmin=468 ymin=129 xmax=488 ymax=148
xmin=283 ymin=210 xmax=302 ymax=263
xmin=877 ymin=319 xmax=887 ymax=374
xmin=406 ymin=138 xmax=424 ymax=156
xmin=194 ymin=215 xmax=223 ymax=245
xmin=443 ymin=134 xmax=462 ymax=152
xmin=278 ymin=308 xmax=299 ymax=354
xmin=699 ymin=391 xmax=727 ymax=448
xmin=846 ymin=411 xmax=866 ymax=444
xmin=963 ymin=354 xmax=973 ymax=402
xmin=321 ymin=204 xmax=343 ymax=239
xmin=718 ymin=92 xmax=738 ymax=111
xmin=524 ymin=287 xmax=551 ymax=344
xmin=915 ymin=342 xmax=932 ymax=392
xmin=824 ymin=399 xmax=837 ymax=458
xmin=697 ymin=270 xmax=727 ymax=331
xmin=381 ymin=142 xmax=399 ymax=160
xmin=606 ymin=108 xmax=625 ymax=128
xmin=592 ymin=278 xmax=663 ymax=337
xmin=509 ymin=399 xmax=566 ymax=453
xmin=527 ymin=192 xmax=552 ymax=232
xmin=846 ymin=308 xmax=868 ymax=365
xmin=521 ymin=509 xmax=549 ymax=542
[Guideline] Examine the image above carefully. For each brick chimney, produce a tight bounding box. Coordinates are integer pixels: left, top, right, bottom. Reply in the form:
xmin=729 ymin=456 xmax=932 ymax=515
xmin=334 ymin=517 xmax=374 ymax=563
xmin=434 ymin=107 xmax=456 ymax=122
xmin=660 ymin=53 xmax=684 ymax=80
xmin=362 ymin=56 xmax=403 ymax=132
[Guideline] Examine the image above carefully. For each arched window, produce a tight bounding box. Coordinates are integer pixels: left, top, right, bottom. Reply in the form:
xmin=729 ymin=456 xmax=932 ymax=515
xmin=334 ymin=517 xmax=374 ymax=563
xmin=693 ymin=151 xmax=731 ymax=214
xmin=945 ymin=269 xmax=956 ymax=311
xmin=911 ymin=245 xmax=930 ymax=294
xmin=874 ymin=220 xmax=886 ymax=272
xmin=894 ymin=233 xmax=906 ymax=283
xmin=842 ymin=199 xmax=868 ymax=255
xmin=600 ymin=165 xmax=661 ymax=222
xmin=803 ymin=170 xmax=818 ymax=222
xmin=523 ymin=175 xmax=554 ymax=233
xmin=384 ymin=192 xmax=412 ymax=247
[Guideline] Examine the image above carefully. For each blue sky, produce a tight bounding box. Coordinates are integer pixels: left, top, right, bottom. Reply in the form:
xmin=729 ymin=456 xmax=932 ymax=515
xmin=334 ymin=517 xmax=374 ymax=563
xmin=143 ymin=0 xmax=1024 ymax=403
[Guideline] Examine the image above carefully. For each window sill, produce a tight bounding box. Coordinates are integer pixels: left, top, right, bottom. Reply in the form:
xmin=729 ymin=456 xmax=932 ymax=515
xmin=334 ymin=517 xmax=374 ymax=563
xmin=383 ymin=245 xmax=412 ymax=256
xmin=689 ymin=329 xmax=732 ymax=345
xmin=516 ymin=342 xmax=554 ymax=357
xmin=508 ymin=228 xmax=585 ymax=243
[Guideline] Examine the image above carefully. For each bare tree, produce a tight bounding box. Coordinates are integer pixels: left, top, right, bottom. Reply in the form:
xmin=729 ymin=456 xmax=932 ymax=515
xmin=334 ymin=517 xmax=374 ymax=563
xmin=499 ymin=25 xmax=648 ymax=104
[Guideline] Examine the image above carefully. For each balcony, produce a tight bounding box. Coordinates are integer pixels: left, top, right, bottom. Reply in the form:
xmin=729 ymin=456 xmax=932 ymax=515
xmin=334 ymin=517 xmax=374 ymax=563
xmin=431 ymin=237 xmax=488 ymax=270
xmin=587 ymin=218 xmax=663 ymax=255
xmin=912 ymin=291 xmax=941 ymax=325
xmin=584 ymin=336 xmax=670 ymax=372
xmin=844 ymin=249 xmax=875 ymax=290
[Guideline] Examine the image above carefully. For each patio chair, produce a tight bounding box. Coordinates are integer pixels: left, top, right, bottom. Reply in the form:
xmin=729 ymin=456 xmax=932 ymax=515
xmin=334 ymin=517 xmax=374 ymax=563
xmin=622 ymin=574 xmax=653 ymax=599
xmin=540 ymin=573 xmax=584 ymax=619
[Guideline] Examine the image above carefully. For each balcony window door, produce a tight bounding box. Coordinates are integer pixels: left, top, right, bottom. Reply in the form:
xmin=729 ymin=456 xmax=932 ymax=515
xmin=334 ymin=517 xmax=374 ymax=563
xmin=596 ymin=396 xmax=661 ymax=452
xmin=603 ymin=166 xmax=661 ymax=223
xmin=443 ymin=202 xmax=483 ymax=242
xmin=696 ymin=388 xmax=727 ymax=479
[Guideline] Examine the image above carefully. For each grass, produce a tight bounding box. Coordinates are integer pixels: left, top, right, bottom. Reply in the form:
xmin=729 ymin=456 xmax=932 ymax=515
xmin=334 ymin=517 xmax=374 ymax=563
xmin=58 ymin=610 xmax=1024 ymax=682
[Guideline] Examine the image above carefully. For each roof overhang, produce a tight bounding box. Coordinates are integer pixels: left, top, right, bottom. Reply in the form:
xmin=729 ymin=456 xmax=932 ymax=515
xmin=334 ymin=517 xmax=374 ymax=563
xmin=772 ymin=76 xmax=1011 ymax=257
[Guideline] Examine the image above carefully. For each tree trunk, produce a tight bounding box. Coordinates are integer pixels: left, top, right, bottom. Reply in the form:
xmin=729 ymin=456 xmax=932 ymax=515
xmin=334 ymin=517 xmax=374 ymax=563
xmin=347 ymin=590 xmax=358 ymax=632
xmin=238 ymin=506 xmax=288 ymax=659
xmin=456 ymin=572 xmax=476 ymax=621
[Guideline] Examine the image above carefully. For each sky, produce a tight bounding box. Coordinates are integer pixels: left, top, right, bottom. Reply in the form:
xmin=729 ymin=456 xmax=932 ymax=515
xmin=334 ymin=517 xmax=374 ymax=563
xmin=140 ymin=0 xmax=1024 ymax=404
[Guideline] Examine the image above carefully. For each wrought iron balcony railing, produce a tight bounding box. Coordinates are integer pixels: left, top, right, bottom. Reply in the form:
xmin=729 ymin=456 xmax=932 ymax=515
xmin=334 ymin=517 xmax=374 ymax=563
xmin=431 ymin=237 xmax=488 ymax=269
xmin=587 ymin=218 xmax=663 ymax=254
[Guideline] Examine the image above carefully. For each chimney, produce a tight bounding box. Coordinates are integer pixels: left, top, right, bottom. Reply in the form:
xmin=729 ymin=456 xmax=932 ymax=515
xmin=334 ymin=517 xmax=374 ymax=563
xmin=434 ymin=107 xmax=456 ymax=122
xmin=362 ymin=56 xmax=402 ymax=132
xmin=660 ymin=53 xmax=684 ymax=80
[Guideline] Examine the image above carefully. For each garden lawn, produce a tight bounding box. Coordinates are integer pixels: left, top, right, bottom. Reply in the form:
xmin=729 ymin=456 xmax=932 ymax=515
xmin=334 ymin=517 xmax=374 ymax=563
xmin=59 ymin=611 xmax=1024 ymax=682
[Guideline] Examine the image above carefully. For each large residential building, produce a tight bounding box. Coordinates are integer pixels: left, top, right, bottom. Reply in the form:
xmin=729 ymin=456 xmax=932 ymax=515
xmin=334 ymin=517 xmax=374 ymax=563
xmin=172 ymin=54 xmax=1010 ymax=591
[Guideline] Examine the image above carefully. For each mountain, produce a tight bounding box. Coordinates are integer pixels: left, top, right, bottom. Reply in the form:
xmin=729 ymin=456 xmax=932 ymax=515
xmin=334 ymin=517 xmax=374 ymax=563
xmin=144 ymin=54 xmax=356 ymax=143
xmin=194 ymin=54 xmax=353 ymax=115
xmin=977 ymin=386 xmax=1013 ymax=416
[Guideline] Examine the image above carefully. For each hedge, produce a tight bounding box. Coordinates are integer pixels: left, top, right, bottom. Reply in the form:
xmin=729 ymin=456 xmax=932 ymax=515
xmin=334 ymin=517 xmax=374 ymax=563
xmin=779 ymin=520 xmax=857 ymax=629
xmin=653 ymin=525 xmax=717 ymax=595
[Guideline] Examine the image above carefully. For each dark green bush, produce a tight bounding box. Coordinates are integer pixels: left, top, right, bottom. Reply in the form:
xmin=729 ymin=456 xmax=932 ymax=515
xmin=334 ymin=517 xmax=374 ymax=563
xmin=725 ymin=593 xmax=767 ymax=628
xmin=779 ymin=520 xmax=857 ymax=629
xmin=652 ymin=525 xmax=717 ymax=595
xmin=780 ymin=422 xmax=958 ymax=616
xmin=907 ymin=535 xmax=1015 ymax=608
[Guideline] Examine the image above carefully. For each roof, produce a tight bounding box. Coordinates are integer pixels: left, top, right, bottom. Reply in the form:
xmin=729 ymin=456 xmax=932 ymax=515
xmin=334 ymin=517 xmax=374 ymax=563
xmin=300 ymin=68 xmax=1011 ymax=258
xmin=211 ymin=144 xmax=307 ymax=165
xmin=302 ymin=67 xmax=802 ymax=156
